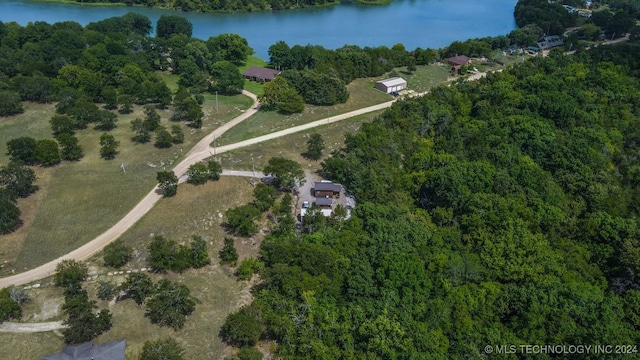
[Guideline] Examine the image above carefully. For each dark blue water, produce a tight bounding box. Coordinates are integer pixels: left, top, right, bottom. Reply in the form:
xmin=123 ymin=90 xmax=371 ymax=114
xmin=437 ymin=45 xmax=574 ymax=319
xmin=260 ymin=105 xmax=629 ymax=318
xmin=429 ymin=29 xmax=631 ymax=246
xmin=0 ymin=0 xmax=517 ymax=59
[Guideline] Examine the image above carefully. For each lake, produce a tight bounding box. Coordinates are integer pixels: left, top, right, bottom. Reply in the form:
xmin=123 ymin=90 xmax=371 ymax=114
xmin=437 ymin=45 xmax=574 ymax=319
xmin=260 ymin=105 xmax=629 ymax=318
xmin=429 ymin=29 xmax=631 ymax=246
xmin=0 ymin=0 xmax=518 ymax=60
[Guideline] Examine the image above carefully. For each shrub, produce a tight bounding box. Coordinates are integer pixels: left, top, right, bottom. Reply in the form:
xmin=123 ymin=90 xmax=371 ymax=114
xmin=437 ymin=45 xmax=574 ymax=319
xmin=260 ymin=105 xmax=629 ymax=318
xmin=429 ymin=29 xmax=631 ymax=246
xmin=103 ymin=239 xmax=133 ymax=268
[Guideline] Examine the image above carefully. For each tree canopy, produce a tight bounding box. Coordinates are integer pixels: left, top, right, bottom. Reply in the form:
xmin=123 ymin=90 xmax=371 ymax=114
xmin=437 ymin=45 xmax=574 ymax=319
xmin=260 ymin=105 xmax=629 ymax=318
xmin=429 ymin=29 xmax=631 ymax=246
xmin=224 ymin=43 xmax=640 ymax=358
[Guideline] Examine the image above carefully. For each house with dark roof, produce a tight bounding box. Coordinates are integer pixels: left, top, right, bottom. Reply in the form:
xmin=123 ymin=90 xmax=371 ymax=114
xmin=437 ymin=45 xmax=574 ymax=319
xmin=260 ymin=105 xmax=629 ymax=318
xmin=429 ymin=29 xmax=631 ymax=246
xmin=42 ymin=340 xmax=126 ymax=360
xmin=445 ymin=55 xmax=472 ymax=73
xmin=314 ymin=181 xmax=341 ymax=198
xmin=446 ymin=55 xmax=472 ymax=67
xmin=242 ymin=66 xmax=281 ymax=82
xmin=536 ymin=35 xmax=564 ymax=50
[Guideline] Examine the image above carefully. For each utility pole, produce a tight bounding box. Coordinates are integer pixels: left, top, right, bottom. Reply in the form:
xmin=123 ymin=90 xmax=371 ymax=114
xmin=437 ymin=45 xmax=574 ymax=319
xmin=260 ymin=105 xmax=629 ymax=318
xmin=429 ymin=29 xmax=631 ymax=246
xmin=215 ymin=91 xmax=218 ymax=111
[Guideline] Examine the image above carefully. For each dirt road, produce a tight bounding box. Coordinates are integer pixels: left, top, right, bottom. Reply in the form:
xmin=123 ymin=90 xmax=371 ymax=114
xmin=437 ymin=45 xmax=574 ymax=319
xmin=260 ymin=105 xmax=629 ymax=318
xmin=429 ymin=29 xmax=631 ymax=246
xmin=0 ymin=321 xmax=65 ymax=333
xmin=0 ymin=91 xmax=395 ymax=289
xmin=0 ymin=91 xmax=259 ymax=289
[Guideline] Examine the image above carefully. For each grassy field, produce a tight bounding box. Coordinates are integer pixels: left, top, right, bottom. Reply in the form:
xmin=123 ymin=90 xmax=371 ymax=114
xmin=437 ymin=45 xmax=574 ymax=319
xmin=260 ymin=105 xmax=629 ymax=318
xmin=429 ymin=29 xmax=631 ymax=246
xmin=0 ymin=176 xmax=256 ymax=360
xmin=218 ymin=111 xmax=381 ymax=173
xmin=398 ymin=63 xmax=453 ymax=93
xmin=0 ymin=94 xmax=254 ymax=274
xmin=216 ymin=77 xmax=391 ymax=145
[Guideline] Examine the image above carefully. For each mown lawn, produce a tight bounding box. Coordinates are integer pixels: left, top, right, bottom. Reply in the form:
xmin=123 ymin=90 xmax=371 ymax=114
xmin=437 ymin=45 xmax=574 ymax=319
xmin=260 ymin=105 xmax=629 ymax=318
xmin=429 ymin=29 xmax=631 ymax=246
xmin=397 ymin=63 xmax=453 ymax=93
xmin=0 ymin=93 xmax=254 ymax=274
xmin=216 ymin=77 xmax=391 ymax=145
xmin=218 ymin=111 xmax=381 ymax=173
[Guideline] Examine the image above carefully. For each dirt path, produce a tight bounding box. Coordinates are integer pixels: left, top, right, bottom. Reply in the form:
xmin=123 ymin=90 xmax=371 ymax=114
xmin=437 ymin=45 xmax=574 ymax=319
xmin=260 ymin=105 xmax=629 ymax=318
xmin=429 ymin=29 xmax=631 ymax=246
xmin=0 ymin=91 xmax=259 ymax=289
xmin=0 ymin=321 xmax=65 ymax=333
xmin=0 ymin=91 xmax=393 ymax=289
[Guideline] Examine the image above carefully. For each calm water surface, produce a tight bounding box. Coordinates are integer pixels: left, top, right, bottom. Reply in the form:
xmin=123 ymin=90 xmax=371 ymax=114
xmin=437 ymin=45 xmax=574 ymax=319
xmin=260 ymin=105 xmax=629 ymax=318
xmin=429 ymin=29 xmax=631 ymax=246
xmin=0 ymin=0 xmax=518 ymax=59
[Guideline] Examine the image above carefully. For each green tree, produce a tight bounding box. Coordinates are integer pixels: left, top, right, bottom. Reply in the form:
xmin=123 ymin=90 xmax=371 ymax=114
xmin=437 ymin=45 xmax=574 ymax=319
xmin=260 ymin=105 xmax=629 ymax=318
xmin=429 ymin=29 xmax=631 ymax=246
xmin=221 ymin=306 xmax=263 ymax=347
xmin=139 ymin=338 xmax=185 ymax=360
xmin=189 ymin=235 xmax=211 ymax=268
xmin=99 ymin=133 xmax=119 ymax=160
xmin=172 ymin=96 xmax=203 ymax=128
xmin=253 ymin=183 xmax=279 ymax=212
xmin=0 ymin=90 xmax=23 ymax=116
xmin=154 ymin=127 xmax=173 ymax=149
xmin=62 ymin=290 xmax=112 ymax=344
xmin=156 ymin=171 xmax=178 ymax=197
xmin=156 ymin=15 xmax=193 ymax=39
xmin=145 ymin=279 xmax=196 ymax=330
xmin=55 ymin=133 xmax=82 ymax=161
xmin=187 ymin=162 xmax=209 ymax=185
xmin=262 ymin=157 xmax=305 ymax=191
xmin=209 ymin=61 xmax=244 ymax=94
xmin=259 ymin=76 xmax=304 ymax=114
xmin=94 ymin=110 xmax=118 ymax=131
xmin=130 ymin=118 xmax=151 ymax=144
xmin=142 ymin=104 xmax=161 ymax=131
xmin=225 ymin=204 xmax=261 ymax=236
xmin=54 ymin=260 xmax=88 ymax=293
xmin=0 ymin=198 xmax=21 ymax=234
xmin=219 ymin=237 xmax=239 ymax=265
xmin=118 ymin=94 xmax=134 ymax=114
xmin=207 ymin=159 xmax=222 ymax=180
xmin=6 ymin=137 xmax=38 ymax=164
xmin=35 ymin=139 xmax=61 ymax=166
xmin=236 ymin=258 xmax=264 ymax=281
xmin=120 ymin=272 xmax=154 ymax=305
xmin=0 ymin=161 xmax=38 ymax=198
xmin=148 ymin=235 xmax=179 ymax=272
xmin=0 ymin=287 xmax=24 ymax=323
xmin=171 ymin=125 xmax=184 ymax=144
xmin=50 ymin=115 xmax=76 ymax=136
xmin=304 ymin=133 xmax=325 ymax=160
xmin=207 ymin=33 xmax=253 ymax=66
xmin=103 ymin=239 xmax=133 ymax=268
xmin=102 ymin=86 xmax=118 ymax=110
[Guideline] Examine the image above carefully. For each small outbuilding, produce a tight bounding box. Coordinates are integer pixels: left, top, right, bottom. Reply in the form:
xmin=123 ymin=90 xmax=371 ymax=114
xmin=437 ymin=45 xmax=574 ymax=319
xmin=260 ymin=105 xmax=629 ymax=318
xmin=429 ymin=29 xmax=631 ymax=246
xmin=243 ymin=66 xmax=281 ymax=82
xmin=315 ymin=197 xmax=333 ymax=209
xmin=374 ymin=77 xmax=407 ymax=94
xmin=314 ymin=181 xmax=341 ymax=198
xmin=42 ymin=340 xmax=126 ymax=360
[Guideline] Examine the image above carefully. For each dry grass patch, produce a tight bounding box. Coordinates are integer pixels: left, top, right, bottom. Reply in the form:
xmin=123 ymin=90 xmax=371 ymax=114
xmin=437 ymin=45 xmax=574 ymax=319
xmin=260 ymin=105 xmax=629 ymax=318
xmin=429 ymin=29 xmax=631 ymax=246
xmin=3 ymin=176 xmax=257 ymax=360
xmin=0 ymin=332 xmax=63 ymax=359
xmin=0 ymin=94 xmax=254 ymax=275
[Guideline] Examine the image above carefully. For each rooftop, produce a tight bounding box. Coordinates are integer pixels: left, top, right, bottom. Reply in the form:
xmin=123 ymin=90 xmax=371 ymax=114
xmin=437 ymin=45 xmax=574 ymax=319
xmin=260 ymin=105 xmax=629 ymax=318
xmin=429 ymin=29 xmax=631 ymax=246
xmin=42 ymin=340 xmax=126 ymax=360
xmin=376 ymin=77 xmax=407 ymax=87
xmin=314 ymin=181 xmax=341 ymax=192
xmin=315 ymin=197 xmax=333 ymax=206
xmin=446 ymin=55 xmax=472 ymax=66
xmin=242 ymin=66 xmax=281 ymax=80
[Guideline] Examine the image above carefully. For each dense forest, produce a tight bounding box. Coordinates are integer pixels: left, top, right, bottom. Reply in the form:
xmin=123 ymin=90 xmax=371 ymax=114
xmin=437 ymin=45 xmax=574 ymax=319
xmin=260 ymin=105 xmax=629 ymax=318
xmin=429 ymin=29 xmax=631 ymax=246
xmin=48 ymin=0 xmax=365 ymax=12
xmin=219 ymin=43 xmax=640 ymax=358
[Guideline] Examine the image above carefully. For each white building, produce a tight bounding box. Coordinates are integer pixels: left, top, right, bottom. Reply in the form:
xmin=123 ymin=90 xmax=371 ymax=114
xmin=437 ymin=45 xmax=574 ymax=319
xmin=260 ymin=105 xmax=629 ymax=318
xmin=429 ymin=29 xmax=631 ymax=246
xmin=375 ymin=77 xmax=407 ymax=94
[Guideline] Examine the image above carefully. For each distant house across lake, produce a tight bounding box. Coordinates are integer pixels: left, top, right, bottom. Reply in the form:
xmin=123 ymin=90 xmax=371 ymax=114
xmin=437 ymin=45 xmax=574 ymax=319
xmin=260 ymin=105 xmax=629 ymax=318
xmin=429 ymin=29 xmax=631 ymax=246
xmin=243 ymin=67 xmax=281 ymax=82
xmin=375 ymin=77 xmax=407 ymax=94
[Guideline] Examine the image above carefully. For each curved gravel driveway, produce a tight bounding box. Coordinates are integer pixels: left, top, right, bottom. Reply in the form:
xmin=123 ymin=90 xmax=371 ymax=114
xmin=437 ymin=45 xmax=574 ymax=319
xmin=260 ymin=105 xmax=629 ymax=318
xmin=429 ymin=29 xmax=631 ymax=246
xmin=0 ymin=91 xmax=395 ymax=288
